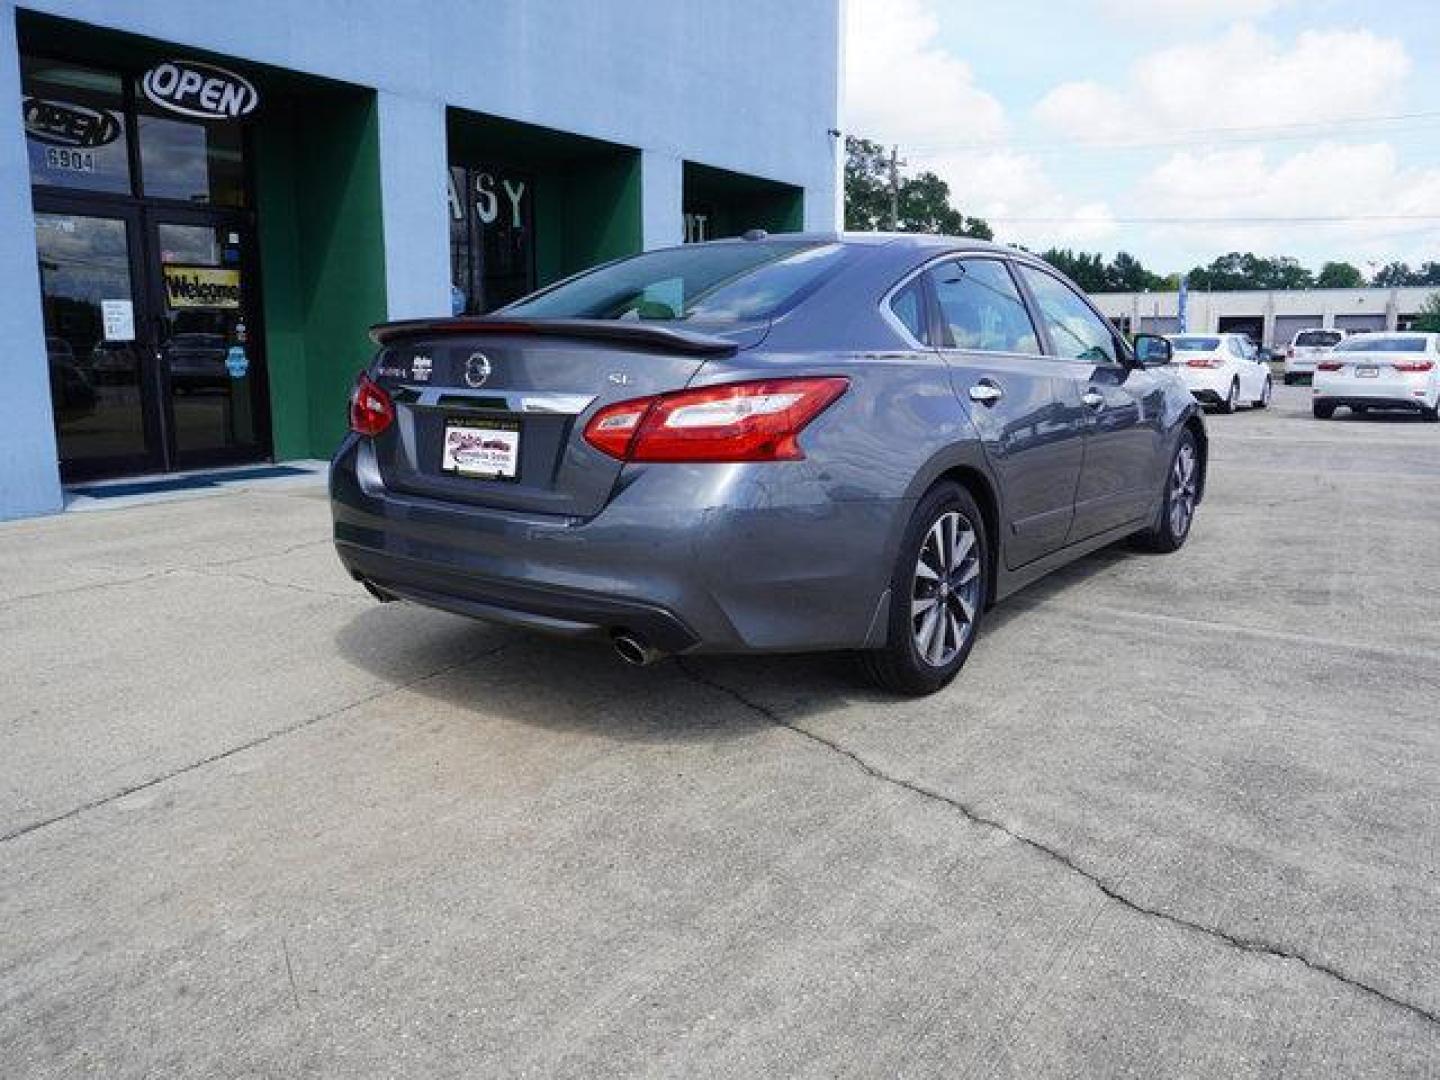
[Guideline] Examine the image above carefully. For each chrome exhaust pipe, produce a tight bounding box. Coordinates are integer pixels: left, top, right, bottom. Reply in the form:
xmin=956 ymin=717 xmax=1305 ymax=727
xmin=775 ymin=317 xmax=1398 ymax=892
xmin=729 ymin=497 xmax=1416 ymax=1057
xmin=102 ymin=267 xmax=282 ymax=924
xmin=613 ymin=632 xmax=664 ymax=667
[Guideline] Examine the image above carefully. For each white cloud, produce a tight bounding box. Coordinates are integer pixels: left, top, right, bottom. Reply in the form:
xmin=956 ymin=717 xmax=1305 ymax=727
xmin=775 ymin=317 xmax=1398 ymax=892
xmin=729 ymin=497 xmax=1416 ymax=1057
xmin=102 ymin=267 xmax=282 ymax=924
xmin=845 ymin=0 xmax=1114 ymax=247
xmin=1096 ymin=0 xmax=1292 ymax=24
xmin=1036 ymin=25 xmax=1412 ymax=140
xmin=844 ymin=0 xmax=1004 ymax=147
xmin=1132 ymin=141 xmax=1440 ymax=268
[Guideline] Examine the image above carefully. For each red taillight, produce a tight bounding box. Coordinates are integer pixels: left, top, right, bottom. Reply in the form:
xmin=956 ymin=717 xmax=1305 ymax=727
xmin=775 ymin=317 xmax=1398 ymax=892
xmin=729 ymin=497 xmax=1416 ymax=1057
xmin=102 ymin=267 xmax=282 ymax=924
xmin=583 ymin=377 xmax=849 ymax=463
xmin=1393 ymin=360 xmax=1435 ymax=373
xmin=1316 ymin=361 xmax=1343 ymax=372
xmin=349 ymin=373 xmax=395 ymax=436
xmin=1186 ymin=356 xmax=1222 ymax=368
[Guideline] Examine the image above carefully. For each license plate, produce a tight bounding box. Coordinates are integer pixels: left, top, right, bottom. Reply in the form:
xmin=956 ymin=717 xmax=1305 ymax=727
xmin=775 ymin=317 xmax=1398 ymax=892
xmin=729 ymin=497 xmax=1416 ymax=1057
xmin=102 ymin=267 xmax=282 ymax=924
xmin=1356 ymin=365 xmax=1379 ymax=378
xmin=441 ymin=418 xmax=521 ymax=479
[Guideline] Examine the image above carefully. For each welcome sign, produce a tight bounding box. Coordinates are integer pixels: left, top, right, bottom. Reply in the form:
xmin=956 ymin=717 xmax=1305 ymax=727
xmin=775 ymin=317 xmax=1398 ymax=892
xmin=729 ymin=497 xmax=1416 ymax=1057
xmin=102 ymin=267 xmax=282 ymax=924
xmin=163 ymin=265 xmax=242 ymax=309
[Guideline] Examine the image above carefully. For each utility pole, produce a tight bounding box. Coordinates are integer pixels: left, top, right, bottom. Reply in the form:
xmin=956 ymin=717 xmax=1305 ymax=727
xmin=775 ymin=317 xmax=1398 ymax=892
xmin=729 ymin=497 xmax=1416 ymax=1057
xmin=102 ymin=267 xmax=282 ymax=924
xmin=888 ymin=145 xmax=901 ymax=230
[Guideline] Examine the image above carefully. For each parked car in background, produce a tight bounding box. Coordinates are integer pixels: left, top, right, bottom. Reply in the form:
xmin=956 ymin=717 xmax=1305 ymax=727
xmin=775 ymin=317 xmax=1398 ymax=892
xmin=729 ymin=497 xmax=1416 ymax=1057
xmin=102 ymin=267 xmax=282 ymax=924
xmin=1166 ymin=333 xmax=1272 ymax=412
xmin=332 ymin=234 xmax=1208 ymax=695
xmin=1312 ymin=332 xmax=1440 ymax=421
xmin=1284 ymin=328 xmax=1346 ymax=384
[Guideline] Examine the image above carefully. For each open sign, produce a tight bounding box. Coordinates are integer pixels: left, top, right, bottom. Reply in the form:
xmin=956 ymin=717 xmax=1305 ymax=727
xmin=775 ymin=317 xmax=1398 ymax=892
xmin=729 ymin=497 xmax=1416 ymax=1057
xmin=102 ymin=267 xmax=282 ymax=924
xmin=141 ymin=60 xmax=258 ymax=121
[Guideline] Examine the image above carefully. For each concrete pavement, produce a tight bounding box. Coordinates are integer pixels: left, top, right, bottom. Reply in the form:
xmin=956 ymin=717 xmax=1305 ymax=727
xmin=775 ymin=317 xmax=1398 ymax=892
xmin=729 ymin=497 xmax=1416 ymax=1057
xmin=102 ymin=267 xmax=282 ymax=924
xmin=2 ymin=384 xmax=1438 ymax=1077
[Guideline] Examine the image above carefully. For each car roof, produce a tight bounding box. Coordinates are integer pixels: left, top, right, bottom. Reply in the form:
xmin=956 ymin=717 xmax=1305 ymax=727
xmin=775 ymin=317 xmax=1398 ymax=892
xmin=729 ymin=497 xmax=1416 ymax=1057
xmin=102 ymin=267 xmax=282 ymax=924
xmin=694 ymin=231 xmax=1021 ymax=257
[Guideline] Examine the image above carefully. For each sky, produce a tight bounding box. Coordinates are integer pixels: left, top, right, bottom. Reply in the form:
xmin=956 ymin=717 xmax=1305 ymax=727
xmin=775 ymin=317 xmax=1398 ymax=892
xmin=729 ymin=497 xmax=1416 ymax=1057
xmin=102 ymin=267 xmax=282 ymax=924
xmin=844 ymin=0 xmax=1440 ymax=276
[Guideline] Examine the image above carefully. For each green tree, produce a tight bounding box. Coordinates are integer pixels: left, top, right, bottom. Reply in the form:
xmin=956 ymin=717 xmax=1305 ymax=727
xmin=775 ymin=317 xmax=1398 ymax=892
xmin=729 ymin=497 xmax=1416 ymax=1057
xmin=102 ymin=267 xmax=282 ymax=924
xmin=1039 ymin=248 xmax=1109 ymax=291
xmin=1316 ymin=261 xmax=1364 ymax=288
xmin=1414 ymin=292 xmax=1440 ymax=332
xmin=1373 ymin=261 xmax=1415 ymax=287
xmin=1106 ymin=251 xmax=1166 ymax=292
xmin=1415 ymin=262 xmax=1440 ymax=286
xmin=1188 ymin=252 xmax=1314 ymax=290
xmin=843 ymin=136 xmax=991 ymax=238
xmin=843 ymin=137 xmax=892 ymax=231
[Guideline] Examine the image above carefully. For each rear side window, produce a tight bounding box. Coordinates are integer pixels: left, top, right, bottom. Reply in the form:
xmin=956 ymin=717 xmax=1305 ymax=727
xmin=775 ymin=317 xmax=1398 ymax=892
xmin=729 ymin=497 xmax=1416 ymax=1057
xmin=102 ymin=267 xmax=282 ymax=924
xmin=888 ymin=279 xmax=929 ymax=344
xmin=1295 ymin=330 xmax=1342 ymax=347
xmin=1013 ymin=264 xmax=1118 ymax=364
xmin=501 ymin=241 xmax=850 ymax=323
xmin=929 ymin=259 xmax=1040 ymax=354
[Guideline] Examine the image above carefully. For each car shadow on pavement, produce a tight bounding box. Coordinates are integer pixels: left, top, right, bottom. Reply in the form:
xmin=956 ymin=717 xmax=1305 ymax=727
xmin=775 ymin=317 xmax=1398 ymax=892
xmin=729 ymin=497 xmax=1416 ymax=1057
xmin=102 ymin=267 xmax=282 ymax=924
xmin=333 ymin=543 xmax=1134 ymax=743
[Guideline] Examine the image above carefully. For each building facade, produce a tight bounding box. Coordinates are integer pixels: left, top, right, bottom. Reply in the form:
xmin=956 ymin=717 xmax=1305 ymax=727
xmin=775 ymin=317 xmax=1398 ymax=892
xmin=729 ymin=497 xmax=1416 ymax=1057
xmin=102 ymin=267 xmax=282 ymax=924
xmin=1 ymin=0 xmax=843 ymax=519
xmin=1093 ymin=286 xmax=1437 ymax=349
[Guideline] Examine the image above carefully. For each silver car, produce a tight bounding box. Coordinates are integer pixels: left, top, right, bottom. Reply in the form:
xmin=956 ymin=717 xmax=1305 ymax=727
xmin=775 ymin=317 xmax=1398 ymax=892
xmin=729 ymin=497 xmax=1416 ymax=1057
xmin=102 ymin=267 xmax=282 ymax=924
xmin=331 ymin=234 xmax=1206 ymax=694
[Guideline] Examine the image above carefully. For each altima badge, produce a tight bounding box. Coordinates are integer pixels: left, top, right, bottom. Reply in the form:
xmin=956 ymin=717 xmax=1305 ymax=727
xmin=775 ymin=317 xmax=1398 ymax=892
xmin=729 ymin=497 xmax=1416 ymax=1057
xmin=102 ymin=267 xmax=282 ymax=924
xmin=464 ymin=352 xmax=492 ymax=388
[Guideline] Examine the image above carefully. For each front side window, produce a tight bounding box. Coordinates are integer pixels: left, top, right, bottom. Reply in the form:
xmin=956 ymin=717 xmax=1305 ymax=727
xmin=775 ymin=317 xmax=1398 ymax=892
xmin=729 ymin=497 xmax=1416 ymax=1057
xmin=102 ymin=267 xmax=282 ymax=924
xmin=1014 ymin=264 xmax=1119 ymax=364
xmin=928 ymin=258 xmax=1039 ymax=354
xmin=503 ymin=241 xmax=850 ymax=323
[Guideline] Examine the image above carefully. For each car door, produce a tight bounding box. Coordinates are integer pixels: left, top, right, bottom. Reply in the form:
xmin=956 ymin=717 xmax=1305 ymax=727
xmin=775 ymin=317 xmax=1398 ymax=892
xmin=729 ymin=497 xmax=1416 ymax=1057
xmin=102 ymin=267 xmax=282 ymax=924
xmin=1012 ymin=262 xmax=1167 ymax=541
xmin=1226 ymin=336 xmax=1252 ymax=396
xmin=926 ymin=256 xmax=1087 ymax=568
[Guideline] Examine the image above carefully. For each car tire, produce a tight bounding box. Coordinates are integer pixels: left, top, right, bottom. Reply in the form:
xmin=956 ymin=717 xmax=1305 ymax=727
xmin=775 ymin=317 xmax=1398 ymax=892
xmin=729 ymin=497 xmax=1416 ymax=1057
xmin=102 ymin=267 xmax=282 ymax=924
xmin=1422 ymin=401 xmax=1440 ymax=422
xmin=1253 ymin=378 xmax=1272 ymax=409
xmin=1132 ymin=429 xmax=1200 ymax=555
xmin=1313 ymin=401 xmax=1336 ymax=419
xmin=1218 ymin=379 xmax=1239 ymax=413
xmin=859 ymin=482 xmax=988 ymax=696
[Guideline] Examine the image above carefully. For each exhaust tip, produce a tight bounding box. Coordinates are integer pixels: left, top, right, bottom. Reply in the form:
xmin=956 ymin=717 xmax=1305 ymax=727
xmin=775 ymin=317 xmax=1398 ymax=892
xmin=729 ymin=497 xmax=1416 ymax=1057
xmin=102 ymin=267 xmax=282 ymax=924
xmin=613 ymin=632 xmax=664 ymax=667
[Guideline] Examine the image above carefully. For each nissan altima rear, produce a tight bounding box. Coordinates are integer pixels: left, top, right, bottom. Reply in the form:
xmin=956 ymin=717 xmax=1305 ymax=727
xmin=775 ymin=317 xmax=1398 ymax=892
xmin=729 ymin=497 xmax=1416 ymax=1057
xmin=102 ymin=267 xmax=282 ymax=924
xmin=331 ymin=235 xmax=1204 ymax=694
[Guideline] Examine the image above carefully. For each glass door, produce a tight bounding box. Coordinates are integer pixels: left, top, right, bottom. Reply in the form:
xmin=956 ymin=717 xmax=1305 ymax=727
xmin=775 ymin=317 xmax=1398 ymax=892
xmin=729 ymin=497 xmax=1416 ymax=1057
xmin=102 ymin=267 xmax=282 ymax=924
xmin=146 ymin=211 xmax=268 ymax=469
xmin=33 ymin=202 xmax=163 ymax=480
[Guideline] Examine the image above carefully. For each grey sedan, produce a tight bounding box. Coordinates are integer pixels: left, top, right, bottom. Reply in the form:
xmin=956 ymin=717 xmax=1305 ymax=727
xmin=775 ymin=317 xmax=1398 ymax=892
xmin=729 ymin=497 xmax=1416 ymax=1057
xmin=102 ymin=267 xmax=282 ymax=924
xmin=331 ymin=234 xmax=1205 ymax=694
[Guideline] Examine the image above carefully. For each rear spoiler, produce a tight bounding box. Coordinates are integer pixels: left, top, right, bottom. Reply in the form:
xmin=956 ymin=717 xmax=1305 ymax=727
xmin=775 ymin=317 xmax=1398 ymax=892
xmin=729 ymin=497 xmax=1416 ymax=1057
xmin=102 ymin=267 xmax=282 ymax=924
xmin=369 ymin=317 xmax=741 ymax=356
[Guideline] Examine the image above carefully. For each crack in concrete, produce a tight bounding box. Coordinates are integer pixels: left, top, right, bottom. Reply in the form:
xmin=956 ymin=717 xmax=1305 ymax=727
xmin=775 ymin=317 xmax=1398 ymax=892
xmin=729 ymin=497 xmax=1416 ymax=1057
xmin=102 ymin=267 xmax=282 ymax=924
xmin=673 ymin=658 xmax=1440 ymax=1031
xmin=0 ymin=645 xmax=508 ymax=845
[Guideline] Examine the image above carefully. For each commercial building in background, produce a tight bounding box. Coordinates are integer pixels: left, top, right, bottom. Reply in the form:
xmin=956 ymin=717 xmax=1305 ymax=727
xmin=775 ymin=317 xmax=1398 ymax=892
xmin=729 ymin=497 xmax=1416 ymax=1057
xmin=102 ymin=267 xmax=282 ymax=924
xmin=0 ymin=1 xmax=842 ymax=520
xmin=1094 ymin=286 xmax=1437 ymax=348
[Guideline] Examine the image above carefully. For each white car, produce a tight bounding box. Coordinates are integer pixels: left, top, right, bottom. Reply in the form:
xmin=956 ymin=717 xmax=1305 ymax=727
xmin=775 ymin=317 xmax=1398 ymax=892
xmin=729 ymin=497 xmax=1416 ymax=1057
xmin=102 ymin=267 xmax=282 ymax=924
xmin=1166 ymin=333 xmax=1273 ymax=413
xmin=1284 ymin=328 xmax=1346 ymax=383
xmin=1312 ymin=332 xmax=1440 ymax=421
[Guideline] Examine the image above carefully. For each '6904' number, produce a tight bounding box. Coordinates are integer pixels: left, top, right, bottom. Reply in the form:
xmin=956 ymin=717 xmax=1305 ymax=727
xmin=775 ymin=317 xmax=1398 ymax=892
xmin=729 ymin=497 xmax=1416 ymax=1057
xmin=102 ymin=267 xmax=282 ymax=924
xmin=45 ymin=147 xmax=96 ymax=173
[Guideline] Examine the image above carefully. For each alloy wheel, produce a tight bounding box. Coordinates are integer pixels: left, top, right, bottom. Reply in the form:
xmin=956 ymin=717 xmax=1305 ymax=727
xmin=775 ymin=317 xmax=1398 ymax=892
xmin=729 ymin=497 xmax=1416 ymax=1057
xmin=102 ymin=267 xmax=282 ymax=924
xmin=1169 ymin=442 xmax=1199 ymax=539
xmin=911 ymin=511 xmax=982 ymax=668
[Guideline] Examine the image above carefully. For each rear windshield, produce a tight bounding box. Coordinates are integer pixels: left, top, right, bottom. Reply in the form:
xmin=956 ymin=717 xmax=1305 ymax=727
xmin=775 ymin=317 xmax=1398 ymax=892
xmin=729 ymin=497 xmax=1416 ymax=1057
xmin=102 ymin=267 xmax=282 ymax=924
xmin=1335 ymin=336 xmax=1428 ymax=353
xmin=1295 ymin=330 xmax=1343 ymax=347
xmin=1169 ymin=336 xmax=1219 ymax=351
xmin=501 ymin=241 xmax=851 ymax=323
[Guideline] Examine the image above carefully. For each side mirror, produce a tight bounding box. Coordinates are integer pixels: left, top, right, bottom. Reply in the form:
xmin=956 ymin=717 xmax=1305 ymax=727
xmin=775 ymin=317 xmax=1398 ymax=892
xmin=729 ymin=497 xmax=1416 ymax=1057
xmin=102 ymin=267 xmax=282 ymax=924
xmin=1133 ymin=333 xmax=1172 ymax=367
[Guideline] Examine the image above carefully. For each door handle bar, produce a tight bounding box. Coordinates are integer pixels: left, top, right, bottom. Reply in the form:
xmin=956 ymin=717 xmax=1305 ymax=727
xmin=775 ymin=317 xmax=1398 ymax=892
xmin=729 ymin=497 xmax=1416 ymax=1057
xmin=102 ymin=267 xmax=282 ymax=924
xmin=968 ymin=382 xmax=1003 ymax=405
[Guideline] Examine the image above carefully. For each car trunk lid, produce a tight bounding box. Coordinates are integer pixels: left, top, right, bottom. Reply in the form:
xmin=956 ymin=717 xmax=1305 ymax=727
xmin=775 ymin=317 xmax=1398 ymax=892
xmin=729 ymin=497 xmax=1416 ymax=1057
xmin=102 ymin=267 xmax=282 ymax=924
xmin=365 ymin=318 xmax=762 ymax=518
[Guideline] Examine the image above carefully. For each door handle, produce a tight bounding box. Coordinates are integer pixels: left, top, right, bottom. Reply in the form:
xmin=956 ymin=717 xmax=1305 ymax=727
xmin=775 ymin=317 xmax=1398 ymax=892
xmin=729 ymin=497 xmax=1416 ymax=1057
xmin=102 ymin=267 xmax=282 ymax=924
xmin=968 ymin=382 xmax=1003 ymax=405
xmin=1082 ymin=389 xmax=1106 ymax=410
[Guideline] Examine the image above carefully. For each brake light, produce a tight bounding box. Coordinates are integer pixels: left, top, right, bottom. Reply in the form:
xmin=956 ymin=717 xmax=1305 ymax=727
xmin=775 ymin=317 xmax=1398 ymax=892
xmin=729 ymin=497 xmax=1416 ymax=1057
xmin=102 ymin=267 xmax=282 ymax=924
xmin=1316 ymin=361 xmax=1343 ymax=372
xmin=349 ymin=373 xmax=395 ymax=436
xmin=1186 ymin=356 xmax=1223 ymax=368
xmin=1392 ymin=360 xmax=1435 ymax=373
xmin=583 ymin=377 xmax=849 ymax=462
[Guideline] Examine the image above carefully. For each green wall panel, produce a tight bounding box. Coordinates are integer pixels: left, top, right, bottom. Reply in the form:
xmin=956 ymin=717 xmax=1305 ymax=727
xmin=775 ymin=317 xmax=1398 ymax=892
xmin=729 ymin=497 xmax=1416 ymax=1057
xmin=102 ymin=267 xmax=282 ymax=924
xmin=256 ymin=90 xmax=388 ymax=460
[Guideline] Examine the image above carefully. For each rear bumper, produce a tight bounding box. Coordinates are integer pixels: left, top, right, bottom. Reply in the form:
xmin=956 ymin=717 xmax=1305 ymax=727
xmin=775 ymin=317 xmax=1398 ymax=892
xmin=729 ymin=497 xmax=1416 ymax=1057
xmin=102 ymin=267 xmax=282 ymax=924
xmin=330 ymin=436 xmax=905 ymax=654
xmin=1314 ymin=377 xmax=1435 ymax=407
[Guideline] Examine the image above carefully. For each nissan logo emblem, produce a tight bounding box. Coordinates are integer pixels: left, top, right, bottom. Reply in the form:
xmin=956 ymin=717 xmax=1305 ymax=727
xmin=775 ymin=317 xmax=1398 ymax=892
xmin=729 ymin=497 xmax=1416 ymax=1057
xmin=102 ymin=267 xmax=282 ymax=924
xmin=464 ymin=353 xmax=492 ymax=388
